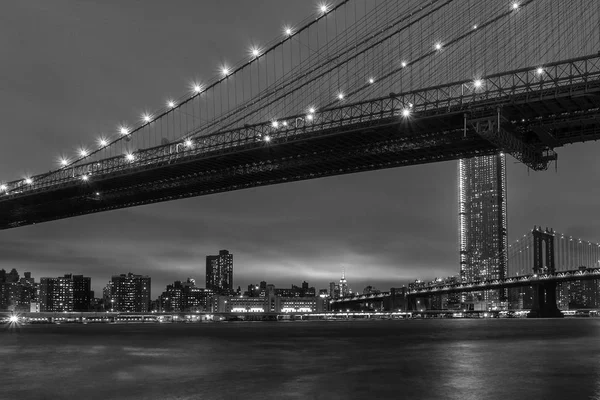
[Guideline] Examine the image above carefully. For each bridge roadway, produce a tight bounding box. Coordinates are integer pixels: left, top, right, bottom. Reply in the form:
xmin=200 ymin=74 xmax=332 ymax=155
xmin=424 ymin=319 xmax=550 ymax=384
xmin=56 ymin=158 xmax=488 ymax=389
xmin=1 ymin=55 xmax=600 ymax=229
xmin=332 ymin=267 xmax=600 ymax=303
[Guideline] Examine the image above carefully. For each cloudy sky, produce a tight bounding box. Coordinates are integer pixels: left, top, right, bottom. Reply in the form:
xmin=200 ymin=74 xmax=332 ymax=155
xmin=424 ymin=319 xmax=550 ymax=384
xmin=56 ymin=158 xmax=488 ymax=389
xmin=1 ymin=0 xmax=600 ymax=297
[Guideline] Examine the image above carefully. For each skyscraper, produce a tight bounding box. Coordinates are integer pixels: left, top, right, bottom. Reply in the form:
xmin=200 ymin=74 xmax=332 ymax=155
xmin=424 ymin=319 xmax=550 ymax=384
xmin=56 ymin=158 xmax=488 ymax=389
xmin=459 ymin=154 xmax=508 ymax=308
xmin=339 ymin=270 xmax=349 ymax=297
xmin=206 ymin=250 xmax=233 ymax=295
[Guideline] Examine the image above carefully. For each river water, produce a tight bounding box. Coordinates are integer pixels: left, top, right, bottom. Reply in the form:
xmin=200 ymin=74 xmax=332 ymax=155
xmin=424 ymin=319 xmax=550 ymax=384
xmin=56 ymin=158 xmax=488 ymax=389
xmin=1 ymin=319 xmax=600 ymax=399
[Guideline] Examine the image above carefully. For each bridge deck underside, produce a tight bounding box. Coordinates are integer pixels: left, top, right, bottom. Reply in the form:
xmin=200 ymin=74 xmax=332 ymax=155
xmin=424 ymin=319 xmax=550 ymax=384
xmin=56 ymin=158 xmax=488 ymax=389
xmin=1 ymin=81 xmax=600 ymax=229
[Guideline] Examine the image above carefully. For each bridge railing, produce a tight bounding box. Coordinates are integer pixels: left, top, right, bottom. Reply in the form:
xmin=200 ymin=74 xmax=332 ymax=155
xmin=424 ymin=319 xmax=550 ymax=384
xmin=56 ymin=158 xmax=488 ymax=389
xmin=3 ymin=54 xmax=600 ymax=198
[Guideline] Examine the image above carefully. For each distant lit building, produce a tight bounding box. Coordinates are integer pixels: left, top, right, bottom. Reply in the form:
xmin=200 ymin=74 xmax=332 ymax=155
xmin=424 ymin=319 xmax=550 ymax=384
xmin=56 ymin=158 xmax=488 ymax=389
xmin=329 ymin=282 xmax=339 ymax=299
xmin=103 ymin=281 xmax=114 ymax=311
xmin=275 ymin=282 xmax=316 ymax=298
xmin=211 ymin=296 xmax=269 ymax=313
xmin=339 ymin=271 xmax=349 ymax=297
xmin=206 ymin=250 xmax=233 ymax=295
xmin=0 ymin=268 xmax=35 ymax=311
xmin=568 ymin=276 xmax=600 ymax=308
xmin=459 ymin=154 xmax=508 ymax=308
xmin=209 ymin=294 xmax=326 ymax=313
xmin=278 ymin=297 xmax=325 ymax=313
xmin=159 ymin=278 xmax=213 ymax=312
xmin=110 ymin=273 xmax=151 ymax=312
xmin=72 ymin=275 xmax=91 ymax=311
xmin=39 ymin=275 xmax=74 ymax=312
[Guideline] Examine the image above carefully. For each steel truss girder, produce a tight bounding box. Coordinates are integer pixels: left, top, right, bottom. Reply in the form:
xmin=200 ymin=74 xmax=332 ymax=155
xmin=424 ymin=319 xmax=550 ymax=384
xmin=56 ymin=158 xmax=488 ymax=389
xmin=468 ymin=108 xmax=557 ymax=171
xmin=3 ymin=54 xmax=600 ymax=197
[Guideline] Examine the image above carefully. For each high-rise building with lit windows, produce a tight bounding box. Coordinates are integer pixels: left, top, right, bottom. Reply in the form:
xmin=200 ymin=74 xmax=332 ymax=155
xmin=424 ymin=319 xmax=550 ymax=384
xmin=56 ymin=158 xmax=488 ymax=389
xmin=39 ymin=275 xmax=72 ymax=312
xmin=206 ymin=250 xmax=233 ymax=295
xmin=459 ymin=154 xmax=508 ymax=307
xmin=110 ymin=273 xmax=151 ymax=312
xmin=339 ymin=271 xmax=349 ymax=297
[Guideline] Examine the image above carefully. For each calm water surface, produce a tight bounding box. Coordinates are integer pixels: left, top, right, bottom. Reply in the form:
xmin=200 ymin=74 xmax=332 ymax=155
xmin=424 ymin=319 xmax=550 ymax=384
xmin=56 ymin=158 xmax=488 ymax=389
xmin=2 ymin=319 xmax=600 ymax=400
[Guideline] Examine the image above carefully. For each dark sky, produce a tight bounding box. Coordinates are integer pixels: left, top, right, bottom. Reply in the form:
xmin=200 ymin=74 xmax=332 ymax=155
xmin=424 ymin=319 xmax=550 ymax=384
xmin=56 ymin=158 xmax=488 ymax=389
xmin=1 ymin=1 xmax=600 ymax=298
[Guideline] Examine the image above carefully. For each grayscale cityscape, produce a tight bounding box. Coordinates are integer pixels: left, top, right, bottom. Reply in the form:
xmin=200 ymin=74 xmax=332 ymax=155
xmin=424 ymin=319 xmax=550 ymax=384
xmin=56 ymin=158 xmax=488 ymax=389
xmin=1 ymin=1 xmax=600 ymax=399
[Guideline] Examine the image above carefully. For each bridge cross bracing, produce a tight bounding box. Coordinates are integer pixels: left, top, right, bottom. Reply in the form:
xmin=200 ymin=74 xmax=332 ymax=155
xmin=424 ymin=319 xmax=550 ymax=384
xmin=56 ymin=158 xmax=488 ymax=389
xmin=1 ymin=0 xmax=600 ymax=229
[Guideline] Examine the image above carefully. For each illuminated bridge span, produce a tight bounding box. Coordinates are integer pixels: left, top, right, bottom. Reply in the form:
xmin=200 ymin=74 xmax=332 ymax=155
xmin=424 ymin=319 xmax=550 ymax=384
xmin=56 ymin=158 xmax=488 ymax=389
xmin=334 ymin=227 xmax=600 ymax=317
xmin=1 ymin=1 xmax=600 ymax=229
xmin=407 ymin=268 xmax=600 ymax=296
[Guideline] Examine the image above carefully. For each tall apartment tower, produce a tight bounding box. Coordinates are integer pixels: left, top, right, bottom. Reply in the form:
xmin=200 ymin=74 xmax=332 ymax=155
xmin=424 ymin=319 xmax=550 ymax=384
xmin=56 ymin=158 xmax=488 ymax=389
xmin=39 ymin=274 xmax=90 ymax=312
xmin=206 ymin=250 xmax=233 ymax=295
xmin=459 ymin=154 xmax=508 ymax=307
xmin=110 ymin=273 xmax=151 ymax=312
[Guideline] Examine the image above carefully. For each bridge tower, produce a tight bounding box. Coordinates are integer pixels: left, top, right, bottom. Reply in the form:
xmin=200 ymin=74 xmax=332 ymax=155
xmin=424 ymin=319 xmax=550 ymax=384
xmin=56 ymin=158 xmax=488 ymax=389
xmin=528 ymin=227 xmax=563 ymax=318
xmin=532 ymin=226 xmax=555 ymax=274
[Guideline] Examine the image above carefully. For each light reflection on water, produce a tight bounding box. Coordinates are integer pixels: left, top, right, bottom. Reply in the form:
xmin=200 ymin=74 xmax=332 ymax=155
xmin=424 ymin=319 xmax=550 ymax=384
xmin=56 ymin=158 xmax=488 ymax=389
xmin=2 ymin=320 xmax=600 ymax=400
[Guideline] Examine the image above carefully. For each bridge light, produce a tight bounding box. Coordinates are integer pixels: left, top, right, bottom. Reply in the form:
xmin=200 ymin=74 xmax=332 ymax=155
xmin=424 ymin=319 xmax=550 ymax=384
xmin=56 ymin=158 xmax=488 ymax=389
xmin=98 ymin=138 xmax=108 ymax=147
xmin=25 ymin=178 xmax=33 ymax=185
xmin=0 ymin=184 xmax=7 ymax=191
xmin=282 ymin=121 xmax=288 ymax=127
xmin=250 ymin=47 xmax=260 ymax=58
xmin=402 ymin=108 xmax=411 ymax=118
xmin=337 ymin=93 xmax=344 ymax=100
xmin=221 ymin=66 xmax=230 ymax=76
xmin=368 ymin=78 xmax=375 ymax=84
xmin=401 ymin=61 xmax=407 ymax=68
xmin=319 ymin=3 xmax=328 ymax=13
xmin=272 ymin=121 xmax=279 ymax=128
xmin=79 ymin=148 xmax=88 ymax=157
xmin=119 ymin=126 xmax=129 ymax=135
xmin=284 ymin=26 xmax=293 ymax=36
xmin=184 ymin=139 xmax=193 ymax=148
xmin=125 ymin=153 xmax=135 ymax=162
xmin=536 ymin=67 xmax=544 ymax=75
xmin=306 ymin=113 xmax=314 ymax=121
xmin=473 ymin=25 xmax=478 ymax=30
xmin=434 ymin=42 xmax=442 ymax=51
xmin=81 ymin=175 xmax=89 ymax=181
xmin=512 ymin=2 xmax=519 ymax=10
xmin=167 ymin=100 xmax=176 ymax=109
xmin=264 ymin=135 xmax=271 ymax=142
xmin=60 ymin=158 xmax=69 ymax=166
xmin=192 ymin=83 xmax=202 ymax=93
xmin=142 ymin=113 xmax=152 ymax=123
xmin=308 ymin=107 xmax=316 ymax=114
xmin=473 ymin=79 xmax=483 ymax=88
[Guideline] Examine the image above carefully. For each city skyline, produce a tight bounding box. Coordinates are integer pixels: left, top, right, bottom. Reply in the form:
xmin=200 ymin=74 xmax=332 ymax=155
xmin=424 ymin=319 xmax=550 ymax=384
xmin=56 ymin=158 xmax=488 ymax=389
xmin=2 ymin=1 xmax=600 ymax=298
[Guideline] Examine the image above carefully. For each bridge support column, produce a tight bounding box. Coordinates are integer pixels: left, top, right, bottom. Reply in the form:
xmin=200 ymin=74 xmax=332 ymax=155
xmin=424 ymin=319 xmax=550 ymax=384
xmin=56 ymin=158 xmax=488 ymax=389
xmin=528 ymin=227 xmax=563 ymax=318
xmin=527 ymin=282 xmax=563 ymax=318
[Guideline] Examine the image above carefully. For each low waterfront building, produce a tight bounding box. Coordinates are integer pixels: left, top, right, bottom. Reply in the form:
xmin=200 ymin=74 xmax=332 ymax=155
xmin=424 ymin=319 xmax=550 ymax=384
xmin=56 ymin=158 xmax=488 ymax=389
xmin=209 ymin=294 xmax=327 ymax=313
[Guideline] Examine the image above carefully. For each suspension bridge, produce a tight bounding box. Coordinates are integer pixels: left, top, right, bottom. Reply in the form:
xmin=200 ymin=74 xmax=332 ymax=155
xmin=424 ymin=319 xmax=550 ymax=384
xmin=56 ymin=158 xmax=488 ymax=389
xmin=0 ymin=0 xmax=599 ymax=229
xmin=333 ymin=226 xmax=600 ymax=317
